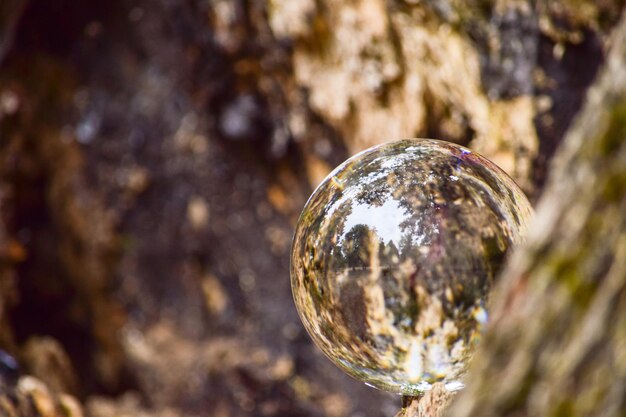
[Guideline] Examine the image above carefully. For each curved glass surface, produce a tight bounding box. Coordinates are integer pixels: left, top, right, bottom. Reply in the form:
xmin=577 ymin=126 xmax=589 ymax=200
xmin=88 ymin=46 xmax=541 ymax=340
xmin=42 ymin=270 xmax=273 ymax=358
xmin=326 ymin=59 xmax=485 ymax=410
xmin=290 ymin=139 xmax=532 ymax=395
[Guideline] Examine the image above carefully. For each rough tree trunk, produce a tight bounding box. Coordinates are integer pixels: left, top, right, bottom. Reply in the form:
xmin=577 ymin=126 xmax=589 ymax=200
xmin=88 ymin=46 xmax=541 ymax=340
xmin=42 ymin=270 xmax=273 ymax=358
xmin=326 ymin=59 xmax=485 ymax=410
xmin=0 ymin=1 xmax=625 ymax=417
xmin=449 ymin=11 xmax=626 ymax=417
xmin=0 ymin=0 xmax=26 ymax=62
xmin=402 ymin=10 xmax=626 ymax=417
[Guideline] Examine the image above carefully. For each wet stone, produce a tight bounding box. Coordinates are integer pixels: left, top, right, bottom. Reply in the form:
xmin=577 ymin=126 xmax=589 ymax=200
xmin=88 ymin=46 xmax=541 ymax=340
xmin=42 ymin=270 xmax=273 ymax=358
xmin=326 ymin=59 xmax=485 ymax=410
xmin=290 ymin=139 xmax=532 ymax=395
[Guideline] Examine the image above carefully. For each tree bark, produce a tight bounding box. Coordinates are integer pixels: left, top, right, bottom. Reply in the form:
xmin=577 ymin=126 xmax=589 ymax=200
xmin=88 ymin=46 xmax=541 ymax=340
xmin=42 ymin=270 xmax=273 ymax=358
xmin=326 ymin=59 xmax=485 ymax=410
xmin=395 ymin=385 xmax=454 ymax=417
xmin=1 ymin=1 xmax=625 ymax=417
xmin=442 ymin=11 xmax=626 ymax=417
xmin=0 ymin=0 xmax=26 ymax=63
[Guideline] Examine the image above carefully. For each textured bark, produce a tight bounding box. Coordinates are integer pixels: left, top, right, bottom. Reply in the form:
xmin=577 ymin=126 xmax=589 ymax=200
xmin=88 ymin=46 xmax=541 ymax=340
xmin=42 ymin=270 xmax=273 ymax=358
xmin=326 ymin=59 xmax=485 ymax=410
xmin=401 ymin=9 xmax=626 ymax=417
xmin=395 ymin=385 xmax=454 ymax=417
xmin=270 ymin=0 xmax=540 ymax=193
xmin=0 ymin=1 xmax=625 ymax=417
xmin=0 ymin=0 xmax=26 ymax=63
xmin=445 ymin=11 xmax=626 ymax=417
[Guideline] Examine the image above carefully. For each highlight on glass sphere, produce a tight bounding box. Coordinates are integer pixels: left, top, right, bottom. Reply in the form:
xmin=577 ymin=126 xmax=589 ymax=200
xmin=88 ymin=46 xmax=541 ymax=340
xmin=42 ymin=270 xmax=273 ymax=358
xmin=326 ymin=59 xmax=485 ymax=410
xmin=290 ymin=139 xmax=532 ymax=396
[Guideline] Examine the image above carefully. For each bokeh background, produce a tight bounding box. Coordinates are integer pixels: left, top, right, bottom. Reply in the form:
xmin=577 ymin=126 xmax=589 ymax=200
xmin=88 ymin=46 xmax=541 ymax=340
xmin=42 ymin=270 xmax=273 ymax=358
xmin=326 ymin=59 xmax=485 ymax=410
xmin=0 ymin=1 xmax=624 ymax=416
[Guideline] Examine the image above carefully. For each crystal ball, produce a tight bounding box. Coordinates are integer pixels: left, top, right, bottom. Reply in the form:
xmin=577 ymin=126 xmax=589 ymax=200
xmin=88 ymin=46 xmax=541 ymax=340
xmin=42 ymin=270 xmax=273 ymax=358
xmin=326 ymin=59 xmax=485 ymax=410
xmin=290 ymin=139 xmax=532 ymax=395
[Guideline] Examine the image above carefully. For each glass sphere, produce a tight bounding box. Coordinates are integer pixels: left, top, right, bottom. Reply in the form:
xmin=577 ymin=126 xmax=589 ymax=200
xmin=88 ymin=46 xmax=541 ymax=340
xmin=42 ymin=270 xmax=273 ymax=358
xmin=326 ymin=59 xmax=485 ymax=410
xmin=290 ymin=139 xmax=532 ymax=395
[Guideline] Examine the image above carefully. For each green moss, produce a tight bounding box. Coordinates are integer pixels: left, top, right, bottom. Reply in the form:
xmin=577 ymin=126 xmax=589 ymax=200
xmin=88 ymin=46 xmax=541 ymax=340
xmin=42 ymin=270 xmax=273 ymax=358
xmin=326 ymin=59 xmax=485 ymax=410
xmin=549 ymin=254 xmax=599 ymax=310
xmin=601 ymin=170 xmax=626 ymax=203
xmin=561 ymin=266 xmax=597 ymax=310
xmin=551 ymin=399 xmax=575 ymax=417
xmin=497 ymin=369 xmax=537 ymax=415
xmin=598 ymin=100 xmax=626 ymax=157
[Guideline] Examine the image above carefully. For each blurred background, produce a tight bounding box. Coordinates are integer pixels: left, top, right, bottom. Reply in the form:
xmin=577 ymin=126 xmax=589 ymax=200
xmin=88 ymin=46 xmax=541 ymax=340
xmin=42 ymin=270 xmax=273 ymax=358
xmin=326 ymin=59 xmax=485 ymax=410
xmin=0 ymin=0 xmax=624 ymax=416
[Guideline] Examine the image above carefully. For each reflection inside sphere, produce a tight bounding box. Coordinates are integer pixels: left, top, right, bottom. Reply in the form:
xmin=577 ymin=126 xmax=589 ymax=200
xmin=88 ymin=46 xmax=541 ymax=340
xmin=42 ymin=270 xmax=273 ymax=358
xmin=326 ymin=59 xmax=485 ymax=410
xmin=291 ymin=139 xmax=532 ymax=395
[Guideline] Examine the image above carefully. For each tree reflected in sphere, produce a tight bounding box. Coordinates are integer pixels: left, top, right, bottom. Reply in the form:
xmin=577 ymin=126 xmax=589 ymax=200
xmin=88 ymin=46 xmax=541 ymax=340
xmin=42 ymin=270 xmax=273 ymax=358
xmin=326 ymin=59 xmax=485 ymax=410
xmin=290 ymin=139 xmax=533 ymax=395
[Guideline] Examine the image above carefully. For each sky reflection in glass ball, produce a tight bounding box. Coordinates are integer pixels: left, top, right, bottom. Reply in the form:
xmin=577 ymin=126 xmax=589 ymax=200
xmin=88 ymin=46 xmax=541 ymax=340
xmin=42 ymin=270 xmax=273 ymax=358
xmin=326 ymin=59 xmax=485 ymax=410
xmin=290 ymin=139 xmax=532 ymax=396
